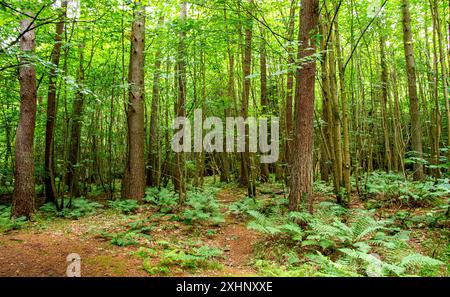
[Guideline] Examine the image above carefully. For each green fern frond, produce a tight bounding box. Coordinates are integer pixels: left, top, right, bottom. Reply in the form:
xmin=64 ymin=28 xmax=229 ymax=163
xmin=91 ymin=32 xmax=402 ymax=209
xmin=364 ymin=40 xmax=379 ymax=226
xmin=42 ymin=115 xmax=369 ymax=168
xmin=400 ymin=253 xmax=444 ymax=269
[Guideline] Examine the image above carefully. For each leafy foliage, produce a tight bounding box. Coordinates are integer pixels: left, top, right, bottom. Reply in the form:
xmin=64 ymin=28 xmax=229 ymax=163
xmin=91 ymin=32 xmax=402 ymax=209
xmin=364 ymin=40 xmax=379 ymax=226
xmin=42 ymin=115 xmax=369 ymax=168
xmin=138 ymin=241 xmax=223 ymax=275
xmin=144 ymin=187 xmax=178 ymax=213
xmin=99 ymin=218 xmax=154 ymax=247
xmin=39 ymin=198 xmax=103 ymax=219
xmin=228 ymin=196 xmax=263 ymax=218
xmin=246 ymin=195 xmax=446 ymax=276
xmin=0 ymin=205 xmax=27 ymax=232
xmin=180 ymin=187 xmax=224 ymax=225
xmin=361 ymin=171 xmax=449 ymax=207
xmin=108 ymin=199 xmax=139 ymax=214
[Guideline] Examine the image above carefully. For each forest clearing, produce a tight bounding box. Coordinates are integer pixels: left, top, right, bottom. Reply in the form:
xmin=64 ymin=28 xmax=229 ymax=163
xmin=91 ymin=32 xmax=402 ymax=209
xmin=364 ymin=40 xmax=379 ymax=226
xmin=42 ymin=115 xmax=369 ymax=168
xmin=0 ymin=0 xmax=449 ymax=279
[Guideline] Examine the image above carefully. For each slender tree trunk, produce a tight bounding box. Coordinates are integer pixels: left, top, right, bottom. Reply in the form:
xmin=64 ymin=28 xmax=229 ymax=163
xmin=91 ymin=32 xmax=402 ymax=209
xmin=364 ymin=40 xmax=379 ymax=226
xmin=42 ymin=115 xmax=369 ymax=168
xmin=288 ymin=0 xmax=319 ymax=212
xmin=329 ymin=29 xmax=343 ymax=201
xmin=221 ymin=7 xmax=233 ymax=183
xmin=320 ymin=19 xmax=332 ymax=182
xmin=108 ymin=54 xmax=119 ymax=199
xmin=146 ymin=47 xmax=162 ymax=187
xmin=402 ymin=0 xmax=424 ymax=180
xmin=174 ymin=2 xmax=187 ymax=203
xmin=380 ymin=33 xmax=392 ymax=172
xmin=335 ymin=17 xmax=351 ymax=203
xmin=196 ymin=48 xmax=206 ymax=187
xmin=44 ymin=1 xmax=66 ymax=204
xmin=434 ymin=0 xmax=450 ymax=171
xmin=391 ymin=67 xmax=406 ymax=176
xmin=121 ymin=3 xmax=146 ymax=201
xmin=285 ymin=0 xmax=296 ymax=169
xmin=429 ymin=0 xmax=442 ymax=177
xmin=240 ymin=0 xmax=254 ymax=197
xmin=12 ymin=15 xmax=37 ymax=219
xmin=259 ymin=24 xmax=270 ymax=182
xmin=67 ymin=46 xmax=85 ymax=199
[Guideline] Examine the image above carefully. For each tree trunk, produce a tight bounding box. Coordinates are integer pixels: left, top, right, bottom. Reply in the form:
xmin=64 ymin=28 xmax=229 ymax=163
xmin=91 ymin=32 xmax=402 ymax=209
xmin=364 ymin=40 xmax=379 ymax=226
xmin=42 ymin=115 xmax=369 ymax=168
xmin=221 ymin=7 xmax=234 ymax=183
xmin=401 ymin=0 xmax=424 ymax=180
xmin=380 ymin=33 xmax=392 ymax=172
xmin=44 ymin=1 xmax=66 ymax=204
xmin=335 ymin=17 xmax=351 ymax=204
xmin=329 ymin=29 xmax=343 ymax=201
xmin=429 ymin=0 xmax=442 ymax=178
xmin=284 ymin=0 xmax=296 ymax=169
xmin=67 ymin=46 xmax=85 ymax=199
xmin=12 ymin=15 xmax=37 ymax=219
xmin=288 ymin=0 xmax=319 ymax=212
xmin=240 ymin=0 xmax=253 ymax=194
xmin=320 ymin=19 xmax=332 ymax=182
xmin=121 ymin=3 xmax=146 ymax=201
xmin=259 ymin=24 xmax=270 ymax=182
xmin=146 ymin=48 xmax=162 ymax=187
xmin=433 ymin=0 xmax=450 ymax=172
xmin=174 ymin=2 xmax=187 ymax=203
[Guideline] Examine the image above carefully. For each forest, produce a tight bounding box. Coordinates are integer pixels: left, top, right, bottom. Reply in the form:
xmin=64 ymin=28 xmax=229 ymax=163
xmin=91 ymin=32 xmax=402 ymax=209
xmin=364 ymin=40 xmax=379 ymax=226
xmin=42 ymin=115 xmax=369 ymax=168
xmin=0 ymin=0 xmax=448 ymax=277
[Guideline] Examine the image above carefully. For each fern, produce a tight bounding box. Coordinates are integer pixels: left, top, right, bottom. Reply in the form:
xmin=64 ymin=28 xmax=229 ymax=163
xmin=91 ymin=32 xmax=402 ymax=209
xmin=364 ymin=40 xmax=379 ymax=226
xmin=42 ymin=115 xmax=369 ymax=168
xmin=108 ymin=199 xmax=139 ymax=214
xmin=0 ymin=206 xmax=27 ymax=232
xmin=144 ymin=187 xmax=178 ymax=213
xmin=399 ymin=253 xmax=444 ymax=270
xmin=228 ymin=197 xmax=262 ymax=217
xmin=180 ymin=187 xmax=224 ymax=225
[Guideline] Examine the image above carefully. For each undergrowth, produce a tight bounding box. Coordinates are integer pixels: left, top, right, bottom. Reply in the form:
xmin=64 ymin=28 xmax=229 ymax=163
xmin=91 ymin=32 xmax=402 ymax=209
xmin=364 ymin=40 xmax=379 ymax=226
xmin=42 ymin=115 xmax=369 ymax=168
xmin=231 ymin=180 xmax=448 ymax=277
xmin=39 ymin=198 xmax=103 ymax=219
xmin=0 ymin=205 xmax=27 ymax=232
xmin=359 ymin=171 xmax=450 ymax=207
xmin=136 ymin=240 xmax=224 ymax=275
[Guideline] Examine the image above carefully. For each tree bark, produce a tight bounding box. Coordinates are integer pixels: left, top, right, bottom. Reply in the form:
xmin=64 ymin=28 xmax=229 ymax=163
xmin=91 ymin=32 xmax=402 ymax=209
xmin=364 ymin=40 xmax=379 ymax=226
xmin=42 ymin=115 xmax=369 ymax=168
xmin=44 ymin=1 xmax=66 ymax=204
xmin=328 ymin=29 xmax=343 ymax=201
xmin=380 ymin=33 xmax=392 ymax=172
xmin=335 ymin=17 xmax=351 ymax=204
xmin=174 ymin=2 xmax=187 ymax=203
xmin=320 ymin=19 xmax=332 ymax=182
xmin=146 ymin=48 xmax=162 ymax=187
xmin=240 ymin=0 xmax=253 ymax=194
xmin=67 ymin=46 xmax=85 ymax=199
xmin=433 ymin=0 xmax=450 ymax=172
xmin=401 ymin=0 xmax=424 ymax=180
xmin=288 ymin=0 xmax=319 ymax=212
xmin=12 ymin=15 xmax=37 ymax=219
xmin=121 ymin=3 xmax=146 ymax=201
xmin=259 ymin=24 xmax=270 ymax=182
xmin=284 ymin=0 xmax=296 ymax=168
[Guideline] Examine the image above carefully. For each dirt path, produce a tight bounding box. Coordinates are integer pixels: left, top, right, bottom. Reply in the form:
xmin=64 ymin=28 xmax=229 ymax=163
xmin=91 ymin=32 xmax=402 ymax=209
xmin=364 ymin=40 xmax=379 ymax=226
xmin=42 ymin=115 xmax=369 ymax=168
xmin=0 ymin=188 xmax=260 ymax=276
xmin=190 ymin=188 xmax=260 ymax=276
xmin=0 ymin=222 xmax=147 ymax=276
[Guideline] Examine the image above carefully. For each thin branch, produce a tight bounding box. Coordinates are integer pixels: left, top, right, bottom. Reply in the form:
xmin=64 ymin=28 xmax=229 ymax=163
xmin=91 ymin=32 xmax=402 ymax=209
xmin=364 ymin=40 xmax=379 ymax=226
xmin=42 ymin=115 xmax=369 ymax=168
xmin=343 ymin=0 xmax=388 ymax=71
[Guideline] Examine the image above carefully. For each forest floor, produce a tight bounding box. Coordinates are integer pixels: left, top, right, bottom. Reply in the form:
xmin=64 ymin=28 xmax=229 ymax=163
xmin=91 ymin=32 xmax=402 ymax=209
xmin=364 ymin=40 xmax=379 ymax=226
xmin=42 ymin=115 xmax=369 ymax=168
xmin=0 ymin=181 xmax=448 ymax=277
xmin=0 ymin=187 xmax=261 ymax=276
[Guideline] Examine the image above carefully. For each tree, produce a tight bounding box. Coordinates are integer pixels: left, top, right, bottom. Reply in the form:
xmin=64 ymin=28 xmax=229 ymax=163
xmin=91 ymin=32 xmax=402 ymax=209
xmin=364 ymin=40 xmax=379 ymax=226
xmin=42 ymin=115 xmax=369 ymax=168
xmin=67 ymin=45 xmax=85 ymax=199
xmin=259 ymin=23 xmax=270 ymax=182
xmin=174 ymin=1 xmax=187 ymax=203
xmin=284 ymin=0 xmax=296 ymax=169
xmin=288 ymin=0 xmax=319 ymax=212
xmin=379 ymin=32 xmax=392 ymax=173
xmin=11 ymin=14 xmax=37 ymax=219
xmin=335 ymin=16 xmax=351 ymax=204
xmin=44 ymin=0 xmax=66 ymax=204
xmin=401 ymin=0 xmax=424 ymax=181
xmin=146 ymin=38 xmax=163 ymax=187
xmin=240 ymin=0 xmax=254 ymax=197
xmin=122 ymin=3 xmax=146 ymax=201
